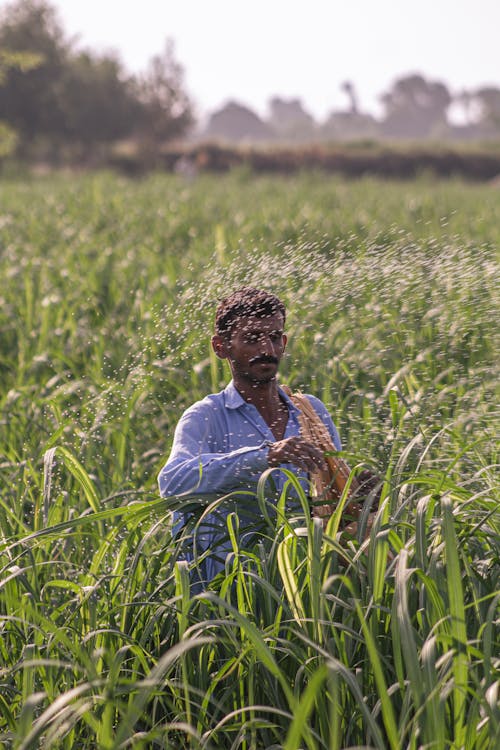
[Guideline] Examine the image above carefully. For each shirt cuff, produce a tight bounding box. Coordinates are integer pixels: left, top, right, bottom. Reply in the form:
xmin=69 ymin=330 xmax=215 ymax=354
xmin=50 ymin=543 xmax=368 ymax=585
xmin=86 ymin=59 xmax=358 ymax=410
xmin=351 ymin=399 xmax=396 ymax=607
xmin=229 ymin=441 xmax=272 ymax=474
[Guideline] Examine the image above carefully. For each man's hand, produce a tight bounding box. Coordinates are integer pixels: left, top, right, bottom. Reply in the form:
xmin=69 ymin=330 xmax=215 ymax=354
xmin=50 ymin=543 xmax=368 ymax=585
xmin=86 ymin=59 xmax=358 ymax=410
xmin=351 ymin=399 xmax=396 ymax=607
xmin=267 ymin=437 xmax=327 ymax=474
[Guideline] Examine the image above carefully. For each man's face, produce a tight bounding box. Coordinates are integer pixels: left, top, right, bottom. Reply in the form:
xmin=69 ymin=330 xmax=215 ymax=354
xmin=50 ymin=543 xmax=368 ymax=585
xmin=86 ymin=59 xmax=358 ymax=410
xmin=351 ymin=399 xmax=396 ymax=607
xmin=212 ymin=313 xmax=287 ymax=384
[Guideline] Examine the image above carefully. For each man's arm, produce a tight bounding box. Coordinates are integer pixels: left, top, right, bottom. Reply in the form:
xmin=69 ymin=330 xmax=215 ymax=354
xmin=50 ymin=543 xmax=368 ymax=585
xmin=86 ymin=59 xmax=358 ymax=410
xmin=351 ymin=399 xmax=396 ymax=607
xmin=158 ymin=407 xmax=270 ymax=497
xmin=158 ymin=399 xmax=333 ymax=498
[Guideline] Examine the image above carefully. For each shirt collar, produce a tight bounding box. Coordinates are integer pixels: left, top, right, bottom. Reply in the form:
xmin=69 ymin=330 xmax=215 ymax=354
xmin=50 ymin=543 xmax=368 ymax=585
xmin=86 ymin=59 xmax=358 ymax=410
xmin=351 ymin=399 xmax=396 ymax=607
xmin=223 ymin=380 xmax=301 ymax=416
xmin=223 ymin=380 xmax=246 ymax=409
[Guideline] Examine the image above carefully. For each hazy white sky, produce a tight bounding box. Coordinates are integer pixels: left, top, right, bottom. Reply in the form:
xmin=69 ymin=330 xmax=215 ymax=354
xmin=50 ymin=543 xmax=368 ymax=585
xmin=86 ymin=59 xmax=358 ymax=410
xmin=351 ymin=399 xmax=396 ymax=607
xmin=2 ymin=0 xmax=498 ymax=122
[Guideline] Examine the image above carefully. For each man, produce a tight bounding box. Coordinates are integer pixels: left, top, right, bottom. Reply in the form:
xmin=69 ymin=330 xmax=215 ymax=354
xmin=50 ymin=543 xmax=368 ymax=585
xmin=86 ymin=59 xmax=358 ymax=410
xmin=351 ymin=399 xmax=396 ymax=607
xmin=158 ymin=287 xmax=343 ymax=581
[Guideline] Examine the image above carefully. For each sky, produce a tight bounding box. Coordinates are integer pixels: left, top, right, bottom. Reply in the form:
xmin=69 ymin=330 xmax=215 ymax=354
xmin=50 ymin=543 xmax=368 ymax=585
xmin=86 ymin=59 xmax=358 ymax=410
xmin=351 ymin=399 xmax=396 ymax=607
xmin=2 ymin=0 xmax=499 ymax=124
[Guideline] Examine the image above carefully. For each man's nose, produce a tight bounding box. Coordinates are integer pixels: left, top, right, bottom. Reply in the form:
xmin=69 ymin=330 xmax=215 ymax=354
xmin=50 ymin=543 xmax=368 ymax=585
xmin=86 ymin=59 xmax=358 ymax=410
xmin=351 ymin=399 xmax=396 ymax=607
xmin=259 ymin=335 xmax=275 ymax=353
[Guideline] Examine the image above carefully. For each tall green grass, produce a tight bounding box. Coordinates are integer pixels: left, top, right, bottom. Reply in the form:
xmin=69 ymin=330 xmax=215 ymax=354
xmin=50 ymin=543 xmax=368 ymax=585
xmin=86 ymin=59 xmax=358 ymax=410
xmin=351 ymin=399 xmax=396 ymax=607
xmin=0 ymin=171 xmax=498 ymax=747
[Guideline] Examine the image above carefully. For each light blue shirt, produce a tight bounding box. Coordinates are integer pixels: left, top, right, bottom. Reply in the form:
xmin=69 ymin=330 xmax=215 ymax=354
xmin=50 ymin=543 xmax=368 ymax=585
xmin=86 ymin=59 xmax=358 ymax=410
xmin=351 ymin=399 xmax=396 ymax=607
xmin=158 ymin=381 xmax=342 ymax=581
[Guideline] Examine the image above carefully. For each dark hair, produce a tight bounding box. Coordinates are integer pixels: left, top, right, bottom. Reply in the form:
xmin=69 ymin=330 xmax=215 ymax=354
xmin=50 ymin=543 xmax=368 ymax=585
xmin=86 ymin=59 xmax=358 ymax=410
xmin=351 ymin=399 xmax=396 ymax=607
xmin=215 ymin=287 xmax=286 ymax=336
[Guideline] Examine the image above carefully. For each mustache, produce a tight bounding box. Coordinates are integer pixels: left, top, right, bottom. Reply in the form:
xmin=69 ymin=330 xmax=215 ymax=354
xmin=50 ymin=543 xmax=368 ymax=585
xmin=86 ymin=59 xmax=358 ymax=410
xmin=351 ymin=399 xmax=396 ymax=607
xmin=249 ymin=355 xmax=279 ymax=366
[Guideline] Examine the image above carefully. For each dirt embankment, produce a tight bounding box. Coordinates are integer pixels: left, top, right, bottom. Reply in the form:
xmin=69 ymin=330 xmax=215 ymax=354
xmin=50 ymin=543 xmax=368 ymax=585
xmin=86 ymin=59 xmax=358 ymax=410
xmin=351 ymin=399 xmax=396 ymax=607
xmin=109 ymin=142 xmax=500 ymax=181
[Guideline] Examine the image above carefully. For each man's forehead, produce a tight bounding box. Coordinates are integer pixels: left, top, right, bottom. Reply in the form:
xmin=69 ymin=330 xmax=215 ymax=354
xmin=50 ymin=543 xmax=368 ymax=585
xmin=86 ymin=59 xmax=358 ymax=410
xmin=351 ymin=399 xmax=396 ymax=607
xmin=232 ymin=313 xmax=284 ymax=333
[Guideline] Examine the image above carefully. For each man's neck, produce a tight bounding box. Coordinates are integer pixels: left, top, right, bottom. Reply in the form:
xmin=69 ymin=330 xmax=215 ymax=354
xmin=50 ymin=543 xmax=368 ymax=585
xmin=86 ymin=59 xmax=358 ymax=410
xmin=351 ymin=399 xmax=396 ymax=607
xmin=233 ymin=377 xmax=289 ymax=439
xmin=233 ymin=377 xmax=281 ymax=408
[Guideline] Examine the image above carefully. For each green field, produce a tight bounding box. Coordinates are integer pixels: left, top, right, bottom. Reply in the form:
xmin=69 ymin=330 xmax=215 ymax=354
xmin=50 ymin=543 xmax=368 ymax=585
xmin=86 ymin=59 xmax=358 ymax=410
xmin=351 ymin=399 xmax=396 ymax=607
xmin=0 ymin=171 xmax=499 ymax=749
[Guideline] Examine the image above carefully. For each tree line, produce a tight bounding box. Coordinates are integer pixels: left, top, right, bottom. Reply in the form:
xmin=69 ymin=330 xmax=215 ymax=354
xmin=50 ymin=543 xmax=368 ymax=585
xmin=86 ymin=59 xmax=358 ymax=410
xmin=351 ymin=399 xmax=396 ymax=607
xmin=203 ymin=80 xmax=500 ymax=145
xmin=0 ymin=0 xmax=193 ymax=161
xmin=0 ymin=0 xmax=499 ymax=166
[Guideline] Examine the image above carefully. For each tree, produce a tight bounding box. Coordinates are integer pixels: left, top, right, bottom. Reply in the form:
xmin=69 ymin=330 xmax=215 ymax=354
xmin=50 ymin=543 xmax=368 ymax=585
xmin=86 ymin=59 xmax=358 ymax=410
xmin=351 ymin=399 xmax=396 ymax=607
xmin=0 ymin=1 xmax=194 ymax=160
xmin=341 ymin=81 xmax=358 ymax=115
xmin=134 ymin=40 xmax=193 ymax=146
xmin=380 ymin=73 xmax=451 ymax=138
xmin=268 ymin=97 xmax=316 ymax=142
xmin=63 ymin=51 xmax=140 ymax=155
xmin=473 ymin=87 xmax=500 ymax=131
xmin=204 ymin=101 xmax=273 ymax=143
xmin=321 ymin=82 xmax=378 ymax=142
xmin=320 ymin=110 xmax=378 ymax=142
xmin=0 ymin=0 xmax=71 ymax=145
xmin=0 ymin=47 xmax=41 ymax=155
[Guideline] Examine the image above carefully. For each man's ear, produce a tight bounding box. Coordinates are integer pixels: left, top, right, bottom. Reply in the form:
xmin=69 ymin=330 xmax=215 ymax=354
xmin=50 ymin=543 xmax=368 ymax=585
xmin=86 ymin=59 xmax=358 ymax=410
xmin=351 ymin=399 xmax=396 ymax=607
xmin=211 ymin=334 xmax=229 ymax=359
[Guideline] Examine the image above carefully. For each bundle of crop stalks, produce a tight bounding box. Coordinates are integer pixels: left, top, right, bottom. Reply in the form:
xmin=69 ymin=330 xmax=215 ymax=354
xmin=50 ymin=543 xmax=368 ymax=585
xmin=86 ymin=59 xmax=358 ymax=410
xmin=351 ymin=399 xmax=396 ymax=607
xmin=282 ymin=386 xmax=373 ymax=528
